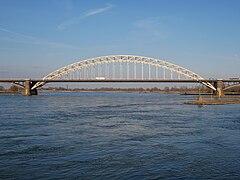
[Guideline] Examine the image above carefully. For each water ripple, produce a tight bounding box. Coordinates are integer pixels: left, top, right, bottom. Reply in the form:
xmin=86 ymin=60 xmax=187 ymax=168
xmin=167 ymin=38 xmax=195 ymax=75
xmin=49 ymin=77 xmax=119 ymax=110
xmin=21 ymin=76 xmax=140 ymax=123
xmin=0 ymin=92 xmax=240 ymax=179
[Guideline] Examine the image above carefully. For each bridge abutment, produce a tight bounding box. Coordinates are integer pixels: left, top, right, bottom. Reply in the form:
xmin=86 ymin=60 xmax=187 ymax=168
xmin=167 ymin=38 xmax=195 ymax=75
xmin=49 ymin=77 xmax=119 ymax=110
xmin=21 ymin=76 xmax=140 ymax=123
xmin=213 ymin=80 xmax=224 ymax=98
xmin=24 ymin=80 xmax=38 ymax=96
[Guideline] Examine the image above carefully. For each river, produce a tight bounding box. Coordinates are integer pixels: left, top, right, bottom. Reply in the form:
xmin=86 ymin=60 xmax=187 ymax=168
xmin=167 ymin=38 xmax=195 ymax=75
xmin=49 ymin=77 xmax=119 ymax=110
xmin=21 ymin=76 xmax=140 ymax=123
xmin=0 ymin=92 xmax=240 ymax=179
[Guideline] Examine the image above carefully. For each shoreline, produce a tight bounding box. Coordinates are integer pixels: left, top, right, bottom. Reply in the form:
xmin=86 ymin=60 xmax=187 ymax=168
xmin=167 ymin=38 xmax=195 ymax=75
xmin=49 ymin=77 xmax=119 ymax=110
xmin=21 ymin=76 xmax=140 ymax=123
xmin=0 ymin=91 xmax=20 ymax=94
xmin=1 ymin=89 xmax=240 ymax=96
xmin=184 ymin=96 xmax=240 ymax=105
xmin=38 ymin=90 xmax=210 ymax=94
xmin=39 ymin=90 xmax=240 ymax=95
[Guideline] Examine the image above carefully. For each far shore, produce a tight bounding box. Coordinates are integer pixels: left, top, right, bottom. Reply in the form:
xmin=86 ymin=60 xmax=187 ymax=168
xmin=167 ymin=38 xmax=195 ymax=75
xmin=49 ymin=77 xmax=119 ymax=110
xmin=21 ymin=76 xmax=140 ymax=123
xmin=1 ymin=88 xmax=240 ymax=96
xmin=38 ymin=88 xmax=240 ymax=95
xmin=39 ymin=89 xmax=210 ymax=95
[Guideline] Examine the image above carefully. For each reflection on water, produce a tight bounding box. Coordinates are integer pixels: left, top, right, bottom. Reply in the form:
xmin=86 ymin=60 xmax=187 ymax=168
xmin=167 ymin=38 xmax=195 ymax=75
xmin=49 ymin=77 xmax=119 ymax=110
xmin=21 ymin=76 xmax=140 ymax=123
xmin=0 ymin=92 xmax=240 ymax=179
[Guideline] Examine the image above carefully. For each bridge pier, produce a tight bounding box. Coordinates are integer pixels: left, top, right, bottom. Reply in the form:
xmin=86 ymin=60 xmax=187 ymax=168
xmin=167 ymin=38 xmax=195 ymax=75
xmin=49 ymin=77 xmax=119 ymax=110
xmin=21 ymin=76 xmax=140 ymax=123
xmin=24 ymin=80 xmax=38 ymax=96
xmin=213 ymin=80 xmax=224 ymax=98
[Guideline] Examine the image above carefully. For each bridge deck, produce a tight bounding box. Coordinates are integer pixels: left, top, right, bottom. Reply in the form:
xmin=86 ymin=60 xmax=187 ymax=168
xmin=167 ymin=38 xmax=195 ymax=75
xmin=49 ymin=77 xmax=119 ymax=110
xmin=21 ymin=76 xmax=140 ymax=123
xmin=0 ymin=79 xmax=239 ymax=83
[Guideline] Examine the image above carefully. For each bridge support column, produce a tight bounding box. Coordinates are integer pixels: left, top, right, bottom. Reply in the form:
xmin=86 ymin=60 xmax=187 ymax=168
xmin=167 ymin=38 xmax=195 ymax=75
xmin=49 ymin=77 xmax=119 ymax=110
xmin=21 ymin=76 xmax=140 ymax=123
xmin=24 ymin=80 xmax=38 ymax=96
xmin=214 ymin=80 xmax=224 ymax=98
xmin=25 ymin=80 xmax=31 ymax=96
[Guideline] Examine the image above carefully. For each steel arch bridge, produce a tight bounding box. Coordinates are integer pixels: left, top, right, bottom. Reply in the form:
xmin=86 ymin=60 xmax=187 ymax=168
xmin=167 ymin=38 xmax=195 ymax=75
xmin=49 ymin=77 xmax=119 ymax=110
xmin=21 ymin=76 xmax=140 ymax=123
xmin=223 ymin=83 xmax=240 ymax=91
xmin=32 ymin=55 xmax=216 ymax=90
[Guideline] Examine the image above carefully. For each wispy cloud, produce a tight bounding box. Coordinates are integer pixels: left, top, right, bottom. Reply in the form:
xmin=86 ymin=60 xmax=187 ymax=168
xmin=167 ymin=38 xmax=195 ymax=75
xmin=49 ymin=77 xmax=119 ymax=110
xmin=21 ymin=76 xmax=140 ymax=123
xmin=85 ymin=4 xmax=113 ymax=17
xmin=57 ymin=3 xmax=113 ymax=31
xmin=0 ymin=27 xmax=76 ymax=49
xmin=133 ymin=17 xmax=169 ymax=38
xmin=0 ymin=27 xmax=34 ymax=40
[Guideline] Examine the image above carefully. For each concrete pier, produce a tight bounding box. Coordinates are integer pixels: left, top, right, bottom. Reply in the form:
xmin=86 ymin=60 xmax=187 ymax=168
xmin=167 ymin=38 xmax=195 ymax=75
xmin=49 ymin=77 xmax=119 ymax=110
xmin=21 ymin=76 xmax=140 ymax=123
xmin=24 ymin=80 xmax=31 ymax=96
xmin=24 ymin=80 xmax=38 ymax=96
xmin=214 ymin=80 xmax=224 ymax=98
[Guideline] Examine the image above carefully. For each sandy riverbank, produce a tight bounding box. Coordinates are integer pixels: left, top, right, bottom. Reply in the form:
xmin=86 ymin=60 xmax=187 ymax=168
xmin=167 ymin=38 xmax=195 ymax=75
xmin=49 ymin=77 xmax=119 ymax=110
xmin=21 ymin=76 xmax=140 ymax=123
xmin=184 ymin=96 xmax=240 ymax=105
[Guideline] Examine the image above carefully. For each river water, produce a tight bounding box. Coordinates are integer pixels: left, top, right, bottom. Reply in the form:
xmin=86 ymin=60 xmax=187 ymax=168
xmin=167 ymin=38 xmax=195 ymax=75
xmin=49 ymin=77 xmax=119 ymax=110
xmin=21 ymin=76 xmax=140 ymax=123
xmin=0 ymin=92 xmax=240 ymax=179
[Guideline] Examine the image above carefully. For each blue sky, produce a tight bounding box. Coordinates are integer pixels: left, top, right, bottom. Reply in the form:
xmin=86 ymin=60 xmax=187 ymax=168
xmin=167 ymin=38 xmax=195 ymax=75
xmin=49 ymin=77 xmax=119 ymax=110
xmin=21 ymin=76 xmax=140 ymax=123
xmin=0 ymin=0 xmax=239 ymax=79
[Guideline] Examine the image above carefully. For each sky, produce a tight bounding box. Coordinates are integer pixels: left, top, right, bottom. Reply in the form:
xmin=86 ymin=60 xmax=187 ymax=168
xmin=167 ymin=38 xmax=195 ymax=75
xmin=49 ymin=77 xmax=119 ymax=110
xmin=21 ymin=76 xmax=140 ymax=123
xmin=0 ymin=0 xmax=240 ymax=79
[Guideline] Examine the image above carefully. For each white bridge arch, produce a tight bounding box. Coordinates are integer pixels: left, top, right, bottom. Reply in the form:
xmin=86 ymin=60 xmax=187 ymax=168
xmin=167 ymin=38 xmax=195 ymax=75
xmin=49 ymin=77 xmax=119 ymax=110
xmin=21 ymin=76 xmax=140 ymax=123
xmin=32 ymin=55 xmax=216 ymax=90
xmin=223 ymin=83 xmax=240 ymax=91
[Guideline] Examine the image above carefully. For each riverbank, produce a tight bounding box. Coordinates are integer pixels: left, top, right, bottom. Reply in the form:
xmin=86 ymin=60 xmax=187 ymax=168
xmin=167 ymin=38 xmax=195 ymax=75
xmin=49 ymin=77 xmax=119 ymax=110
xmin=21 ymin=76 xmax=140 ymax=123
xmin=0 ymin=90 xmax=20 ymax=94
xmin=184 ymin=96 xmax=240 ymax=105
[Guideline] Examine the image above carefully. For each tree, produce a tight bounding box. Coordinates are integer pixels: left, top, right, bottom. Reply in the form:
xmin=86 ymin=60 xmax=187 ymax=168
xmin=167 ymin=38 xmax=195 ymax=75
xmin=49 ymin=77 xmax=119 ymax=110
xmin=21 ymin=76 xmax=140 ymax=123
xmin=164 ymin=87 xmax=170 ymax=91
